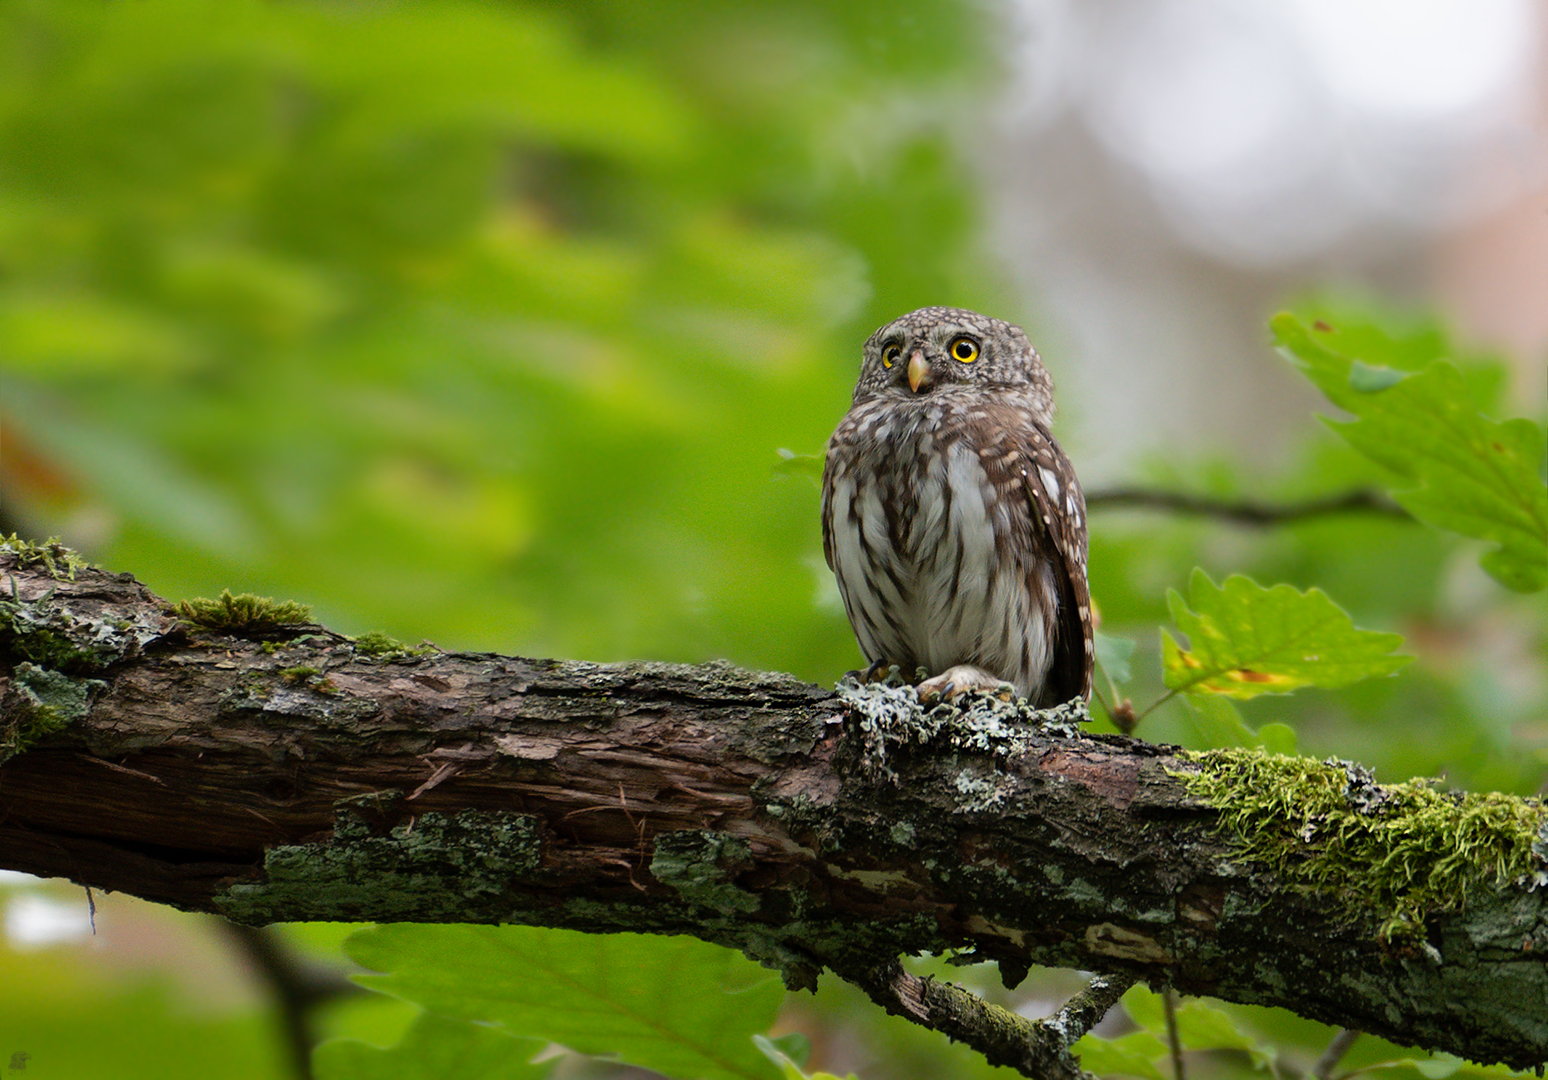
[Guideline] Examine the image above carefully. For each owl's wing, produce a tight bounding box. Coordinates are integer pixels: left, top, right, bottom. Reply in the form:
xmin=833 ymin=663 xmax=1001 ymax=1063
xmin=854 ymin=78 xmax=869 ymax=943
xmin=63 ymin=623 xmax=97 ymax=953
xmin=1002 ymin=421 xmax=1093 ymax=705
xmin=820 ymin=431 xmax=840 ymax=573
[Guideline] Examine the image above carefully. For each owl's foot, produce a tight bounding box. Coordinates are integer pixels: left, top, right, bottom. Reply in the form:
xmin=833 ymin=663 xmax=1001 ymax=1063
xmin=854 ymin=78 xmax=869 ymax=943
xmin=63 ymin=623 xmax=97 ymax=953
xmin=917 ymin=665 xmax=1017 ymax=704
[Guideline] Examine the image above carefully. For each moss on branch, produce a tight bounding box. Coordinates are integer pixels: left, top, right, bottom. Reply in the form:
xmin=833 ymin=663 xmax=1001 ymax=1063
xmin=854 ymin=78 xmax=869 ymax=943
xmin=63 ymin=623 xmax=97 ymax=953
xmin=1175 ymin=749 xmax=1548 ymax=944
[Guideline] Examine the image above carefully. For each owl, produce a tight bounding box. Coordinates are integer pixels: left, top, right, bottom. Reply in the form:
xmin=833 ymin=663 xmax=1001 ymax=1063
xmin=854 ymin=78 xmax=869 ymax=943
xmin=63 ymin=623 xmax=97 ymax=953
xmin=821 ymin=307 xmax=1093 ymax=707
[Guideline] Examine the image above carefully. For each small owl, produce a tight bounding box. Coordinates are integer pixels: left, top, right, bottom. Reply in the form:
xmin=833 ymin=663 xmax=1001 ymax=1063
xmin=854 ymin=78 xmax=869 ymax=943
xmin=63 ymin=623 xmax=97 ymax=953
xmin=822 ymin=307 xmax=1093 ymax=706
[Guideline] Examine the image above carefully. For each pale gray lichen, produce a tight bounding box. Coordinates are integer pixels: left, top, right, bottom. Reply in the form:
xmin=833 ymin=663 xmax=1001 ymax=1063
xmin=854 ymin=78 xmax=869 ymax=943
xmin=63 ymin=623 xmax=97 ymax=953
xmin=953 ymin=768 xmax=1012 ymax=813
xmin=1 ymin=588 xmax=167 ymax=673
xmin=217 ymin=679 xmax=380 ymax=729
xmin=2 ymin=662 xmax=106 ymax=763
xmin=837 ymin=676 xmax=1090 ymax=782
xmin=215 ymin=807 xmax=544 ymax=924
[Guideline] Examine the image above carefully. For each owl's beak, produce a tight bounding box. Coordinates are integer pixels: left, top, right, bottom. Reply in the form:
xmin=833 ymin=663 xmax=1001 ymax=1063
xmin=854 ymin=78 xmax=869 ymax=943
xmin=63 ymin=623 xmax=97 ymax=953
xmin=906 ymin=351 xmax=932 ymax=393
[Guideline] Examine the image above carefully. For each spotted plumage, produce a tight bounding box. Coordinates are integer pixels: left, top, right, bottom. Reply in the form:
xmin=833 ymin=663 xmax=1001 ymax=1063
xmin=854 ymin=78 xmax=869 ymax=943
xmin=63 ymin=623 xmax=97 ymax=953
xmin=822 ymin=307 xmax=1092 ymax=706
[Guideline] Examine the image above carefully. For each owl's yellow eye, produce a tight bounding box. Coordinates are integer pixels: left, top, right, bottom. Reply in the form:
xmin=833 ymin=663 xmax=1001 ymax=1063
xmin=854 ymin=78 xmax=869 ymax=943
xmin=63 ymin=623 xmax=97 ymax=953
xmin=950 ymin=337 xmax=979 ymax=363
xmin=881 ymin=344 xmax=902 ymax=369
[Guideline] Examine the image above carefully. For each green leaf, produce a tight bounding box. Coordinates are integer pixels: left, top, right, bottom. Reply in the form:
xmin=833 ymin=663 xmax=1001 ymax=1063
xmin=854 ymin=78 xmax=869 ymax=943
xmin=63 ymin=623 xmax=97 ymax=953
xmin=1273 ymin=312 xmax=1548 ymax=592
xmin=1094 ymin=631 xmax=1135 ymax=684
xmin=773 ymin=448 xmax=824 ymax=482
xmin=1291 ymin=297 xmax=1510 ymax=412
xmin=313 ymin=1013 xmax=553 ymax=1080
xmin=1187 ymin=1001 xmax=1525 ymax=1080
xmin=1178 ymin=694 xmax=1261 ymax=749
xmin=345 ymin=925 xmax=784 ymax=1080
xmin=1162 ymin=569 xmax=1411 ymax=698
xmin=1347 ymin=360 xmax=1409 ymax=393
xmin=1170 ymin=1002 xmax=1275 ymax=1069
xmin=753 ymin=1035 xmax=857 ymax=1080
xmin=1353 ymin=1051 xmax=1523 ymax=1080
xmin=759 ymin=1034 xmax=812 ymax=1069
xmin=754 ymin=1036 xmax=809 ymax=1080
xmin=1177 ymin=697 xmax=1300 ymax=755
xmin=1071 ymin=1030 xmax=1169 ymax=1080
xmin=1117 ymin=988 xmax=1277 ymax=1072
xmin=1256 ymin=722 xmax=1298 ymax=756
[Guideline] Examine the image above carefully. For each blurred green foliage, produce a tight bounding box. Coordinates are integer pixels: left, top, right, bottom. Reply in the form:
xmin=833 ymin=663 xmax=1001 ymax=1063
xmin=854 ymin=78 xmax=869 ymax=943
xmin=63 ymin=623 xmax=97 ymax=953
xmin=1273 ymin=312 xmax=1547 ymax=592
xmin=2 ymin=2 xmax=1545 ymax=1080
xmin=0 ymin=0 xmax=995 ymax=680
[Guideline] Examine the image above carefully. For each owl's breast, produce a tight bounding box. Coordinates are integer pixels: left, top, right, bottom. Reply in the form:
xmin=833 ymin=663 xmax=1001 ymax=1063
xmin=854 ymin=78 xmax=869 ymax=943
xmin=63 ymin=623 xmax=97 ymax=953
xmin=826 ymin=398 xmax=1031 ymax=678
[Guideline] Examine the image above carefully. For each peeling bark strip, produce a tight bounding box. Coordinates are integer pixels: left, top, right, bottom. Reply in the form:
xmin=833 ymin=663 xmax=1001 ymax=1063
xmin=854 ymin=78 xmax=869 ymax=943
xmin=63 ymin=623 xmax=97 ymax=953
xmin=1 ymin=551 xmax=1546 ymax=1070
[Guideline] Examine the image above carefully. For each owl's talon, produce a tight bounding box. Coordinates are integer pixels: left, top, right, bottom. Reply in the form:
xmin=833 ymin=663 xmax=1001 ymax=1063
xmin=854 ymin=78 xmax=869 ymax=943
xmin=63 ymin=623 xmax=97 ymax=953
xmin=915 ymin=678 xmax=956 ymax=705
xmin=843 ymin=659 xmax=900 ymax=689
xmin=863 ymin=658 xmax=894 ymax=683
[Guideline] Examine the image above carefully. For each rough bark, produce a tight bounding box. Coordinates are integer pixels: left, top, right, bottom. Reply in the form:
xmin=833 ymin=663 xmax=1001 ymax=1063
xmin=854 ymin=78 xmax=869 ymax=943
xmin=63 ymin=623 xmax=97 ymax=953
xmin=1 ymin=552 xmax=1545 ymax=1070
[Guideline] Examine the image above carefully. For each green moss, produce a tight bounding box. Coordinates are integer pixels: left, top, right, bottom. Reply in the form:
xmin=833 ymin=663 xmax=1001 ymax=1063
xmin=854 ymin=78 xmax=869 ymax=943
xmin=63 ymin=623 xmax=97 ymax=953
xmin=278 ymin=665 xmax=321 ymax=683
xmin=351 ymin=630 xmax=435 ymax=660
xmin=0 ymin=535 xmax=91 ymax=581
xmin=174 ymin=589 xmax=311 ymax=635
xmin=3 ymin=621 xmax=87 ymax=671
xmin=1175 ymin=749 xmax=1548 ymax=942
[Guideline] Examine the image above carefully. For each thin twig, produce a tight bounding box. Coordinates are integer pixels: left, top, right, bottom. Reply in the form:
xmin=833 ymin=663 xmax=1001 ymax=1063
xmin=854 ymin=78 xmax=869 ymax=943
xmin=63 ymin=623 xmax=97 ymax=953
xmin=1047 ymin=973 xmax=1137 ymax=1042
xmin=1131 ymin=688 xmax=1178 ymax=727
xmin=218 ymin=923 xmax=357 ymax=1080
xmin=1164 ymin=987 xmax=1185 ymax=1080
xmin=1312 ymin=1029 xmax=1361 ymax=1080
xmin=1090 ymin=682 xmax=1116 ymax=724
xmin=1086 ymin=487 xmax=1406 ymax=526
xmin=837 ymin=961 xmax=1133 ymax=1080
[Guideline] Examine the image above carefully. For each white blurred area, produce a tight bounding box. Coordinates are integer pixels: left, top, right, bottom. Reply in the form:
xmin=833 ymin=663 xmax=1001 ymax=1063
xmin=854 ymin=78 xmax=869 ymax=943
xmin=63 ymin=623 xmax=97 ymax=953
xmin=992 ymin=0 xmax=1548 ymax=476
xmin=4 ymin=888 xmax=94 ymax=949
xmin=0 ymin=871 xmax=268 ymax=1010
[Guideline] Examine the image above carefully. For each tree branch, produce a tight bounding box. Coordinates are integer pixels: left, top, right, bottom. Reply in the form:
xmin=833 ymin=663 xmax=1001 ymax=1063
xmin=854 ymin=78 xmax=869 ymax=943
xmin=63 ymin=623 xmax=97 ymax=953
xmin=1312 ymin=1029 xmax=1361 ymax=1080
xmin=1085 ymin=487 xmax=1407 ymax=526
xmin=218 ymin=923 xmax=357 ymax=1080
xmin=1 ymin=551 xmax=1545 ymax=1073
xmin=835 ymin=963 xmax=1133 ymax=1080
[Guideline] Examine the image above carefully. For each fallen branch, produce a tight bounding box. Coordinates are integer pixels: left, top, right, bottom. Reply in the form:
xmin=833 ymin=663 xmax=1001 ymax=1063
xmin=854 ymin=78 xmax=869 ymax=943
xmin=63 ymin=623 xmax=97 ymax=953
xmin=1 ymin=549 xmax=1544 ymax=1072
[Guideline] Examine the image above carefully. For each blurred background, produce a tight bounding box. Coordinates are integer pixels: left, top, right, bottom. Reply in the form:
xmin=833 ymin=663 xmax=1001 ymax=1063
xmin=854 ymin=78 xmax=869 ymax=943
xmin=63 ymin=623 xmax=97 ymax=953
xmin=1 ymin=0 xmax=1544 ymax=1077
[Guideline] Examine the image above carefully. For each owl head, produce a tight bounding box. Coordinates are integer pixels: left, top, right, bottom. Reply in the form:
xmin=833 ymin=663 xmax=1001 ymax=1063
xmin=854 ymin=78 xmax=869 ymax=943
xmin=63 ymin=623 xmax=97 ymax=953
xmin=853 ymin=306 xmax=1055 ymax=418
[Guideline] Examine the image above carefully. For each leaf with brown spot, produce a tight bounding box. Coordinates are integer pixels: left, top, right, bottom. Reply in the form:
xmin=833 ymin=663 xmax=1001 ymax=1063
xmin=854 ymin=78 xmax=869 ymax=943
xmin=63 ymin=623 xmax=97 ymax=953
xmin=1162 ymin=569 xmax=1411 ymax=700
